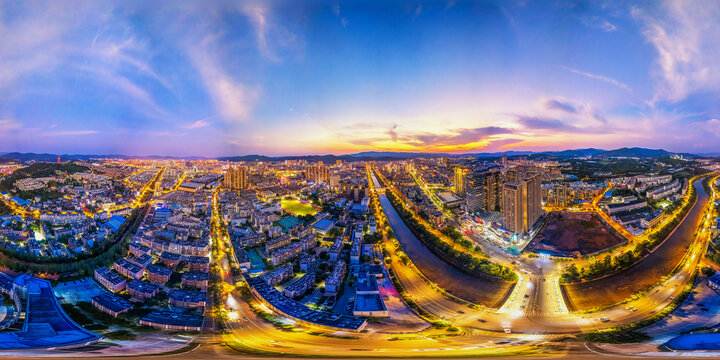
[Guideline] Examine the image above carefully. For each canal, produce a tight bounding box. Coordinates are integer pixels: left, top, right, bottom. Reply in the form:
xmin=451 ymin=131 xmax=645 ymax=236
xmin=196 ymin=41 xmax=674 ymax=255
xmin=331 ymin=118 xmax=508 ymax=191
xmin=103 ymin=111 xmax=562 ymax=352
xmin=378 ymin=193 xmax=513 ymax=307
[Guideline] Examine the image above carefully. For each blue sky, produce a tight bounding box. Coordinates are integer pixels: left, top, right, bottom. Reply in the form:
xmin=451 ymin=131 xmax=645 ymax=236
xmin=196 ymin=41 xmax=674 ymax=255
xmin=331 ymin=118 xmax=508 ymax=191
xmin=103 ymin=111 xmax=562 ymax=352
xmin=1 ymin=0 xmax=720 ymax=156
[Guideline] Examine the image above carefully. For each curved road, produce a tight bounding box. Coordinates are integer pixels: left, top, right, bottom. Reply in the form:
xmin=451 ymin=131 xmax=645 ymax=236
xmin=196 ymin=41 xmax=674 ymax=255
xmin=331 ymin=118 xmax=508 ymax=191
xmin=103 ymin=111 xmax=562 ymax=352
xmin=564 ymin=179 xmax=709 ymax=310
xmin=378 ymin=193 xmax=513 ymax=307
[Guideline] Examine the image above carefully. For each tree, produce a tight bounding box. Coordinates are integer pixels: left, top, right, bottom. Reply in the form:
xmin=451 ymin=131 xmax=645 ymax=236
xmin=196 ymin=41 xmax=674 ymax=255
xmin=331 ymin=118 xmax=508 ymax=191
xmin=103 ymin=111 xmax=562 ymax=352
xmin=702 ymin=266 xmax=716 ymax=277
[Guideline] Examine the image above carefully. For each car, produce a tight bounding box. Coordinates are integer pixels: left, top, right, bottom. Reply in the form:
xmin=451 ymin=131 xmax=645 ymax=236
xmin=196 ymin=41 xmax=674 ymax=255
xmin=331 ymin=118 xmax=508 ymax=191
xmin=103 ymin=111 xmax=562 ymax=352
xmin=503 ymin=328 xmax=512 ymax=334
xmin=599 ymin=317 xmax=610 ymax=322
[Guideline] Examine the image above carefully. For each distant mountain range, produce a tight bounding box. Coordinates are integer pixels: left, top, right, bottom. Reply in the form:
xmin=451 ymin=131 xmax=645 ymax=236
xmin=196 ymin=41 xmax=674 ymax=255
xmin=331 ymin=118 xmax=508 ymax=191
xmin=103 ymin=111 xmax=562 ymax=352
xmin=0 ymin=147 xmax=707 ymax=163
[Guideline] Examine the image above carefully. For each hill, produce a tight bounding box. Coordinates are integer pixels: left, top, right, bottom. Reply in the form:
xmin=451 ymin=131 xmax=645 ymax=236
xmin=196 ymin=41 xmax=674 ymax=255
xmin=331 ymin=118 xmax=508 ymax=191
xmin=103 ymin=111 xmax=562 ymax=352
xmin=0 ymin=162 xmax=90 ymax=191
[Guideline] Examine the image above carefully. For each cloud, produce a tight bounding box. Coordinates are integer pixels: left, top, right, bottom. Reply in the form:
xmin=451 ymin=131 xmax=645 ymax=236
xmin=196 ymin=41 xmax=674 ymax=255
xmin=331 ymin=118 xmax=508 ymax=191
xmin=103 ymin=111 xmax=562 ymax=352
xmin=516 ymin=116 xmax=577 ymax=131
xmin=388 ymin=124 xmax=399 ymax=141
xmin=184 ymin=119 xmax=212 ymax=129
xmin=563 ymin=67 xmax=632 ymax=93
xmin=37 ymin=130 xmax=99 ymax=137
xmin=702 ymin=119 xmax=720 ymax=138
xmin=414 ymin=5 xmax=423 ymax=18
xmin=0 ymin=119 xmax=21 ymax=132
xmin=332 ymin=4 xmax=349 ymax=28
xmin=542 ymin=99 xmax=577 ymax=114
xmin=0 ymin=3 xmax=174 ymax=123
xmin=631 ymin=0 xmax=720 ymax=102
xmin=185 ymin=36 xmax=259 ymax=123
xmin=541 ymin=97 xmax=607 ymax=124
xmin=581 ymin=16 xmax=617 ymax=32
xmin=241 ymin=6 xmax=276 ymax=62
xmin=407 ymin=126 xmax=513 ymax=147
xmin=240 ymin=5 xmax=300 ymax=62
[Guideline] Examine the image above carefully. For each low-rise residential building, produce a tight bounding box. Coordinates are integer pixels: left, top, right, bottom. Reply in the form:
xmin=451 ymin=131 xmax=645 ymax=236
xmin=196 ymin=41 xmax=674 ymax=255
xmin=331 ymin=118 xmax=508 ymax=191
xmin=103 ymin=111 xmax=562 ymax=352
xmin=127 ymin=279 xmax=160 ymax=300
xmin=181 ymin=271 xmax=209 ymax=290
xmin=94 ymin=266 xmax=126 ymax=293
xmin=186 ymin=256 xmax=210 ymax=273
xmin=283 ymin=273 xmax=315 ymax=298
xmin=92 ymin=293 xmax=133 ymax=317
xmin=114 ymin=258 xmax=144 ymax=280
xmin=140 ymin=310 xmax=204 ymax=331
xmin=146 ymin=264 xmax=172 ymax=284
xmin=265 ymin=234 xmax=291 ymax=253
xmin=262 ymin=264 xmax=293 ymax=286
xmin=160 ymin=252 xmax=182 ymax=269
xmin=169 ymin=289 xmax=207 ymax=309
xmin=324 ymin=260 xmax=346 ymax=296
xmin=270 ymin=242 xmax=303 ymax=265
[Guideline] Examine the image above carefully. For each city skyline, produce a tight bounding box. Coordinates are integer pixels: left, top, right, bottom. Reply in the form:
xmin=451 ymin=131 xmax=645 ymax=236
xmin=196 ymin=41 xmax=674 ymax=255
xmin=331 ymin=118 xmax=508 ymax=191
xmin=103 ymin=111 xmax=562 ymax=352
xmin=2 ymin=0 xmax=720 ymax=156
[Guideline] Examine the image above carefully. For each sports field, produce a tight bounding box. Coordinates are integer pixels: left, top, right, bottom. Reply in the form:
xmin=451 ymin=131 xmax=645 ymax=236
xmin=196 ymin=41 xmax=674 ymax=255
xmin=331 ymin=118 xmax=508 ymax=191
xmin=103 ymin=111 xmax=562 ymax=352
xmin=281 ymin=199 xmax=317 ymax=216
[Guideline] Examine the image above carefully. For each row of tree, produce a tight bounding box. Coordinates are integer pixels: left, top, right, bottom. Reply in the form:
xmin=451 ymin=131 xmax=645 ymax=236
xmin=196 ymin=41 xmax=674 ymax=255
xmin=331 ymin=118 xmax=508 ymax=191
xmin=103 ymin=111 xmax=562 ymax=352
xmin=0 ymin=205 xmax=147 ymax=277
xmin=561 ymin=179 xmax=699 ymax=283
xmin=385 ymin=189 xmax=517 ymax=281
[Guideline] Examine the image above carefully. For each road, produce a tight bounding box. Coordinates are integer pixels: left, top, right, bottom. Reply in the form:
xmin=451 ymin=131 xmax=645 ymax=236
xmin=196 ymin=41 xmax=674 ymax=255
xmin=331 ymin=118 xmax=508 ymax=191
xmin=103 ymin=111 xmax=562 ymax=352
xmin=370 ymin=167 xmax=716 ymax=335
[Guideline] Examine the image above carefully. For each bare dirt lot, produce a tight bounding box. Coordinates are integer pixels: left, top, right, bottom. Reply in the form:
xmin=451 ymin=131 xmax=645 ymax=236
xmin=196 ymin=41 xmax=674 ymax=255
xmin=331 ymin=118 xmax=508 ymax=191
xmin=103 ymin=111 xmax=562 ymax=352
xmin=562 ymin=180 xmax=707 ymax=310
xmin=528 ymin=212 xmax=624 ymax=256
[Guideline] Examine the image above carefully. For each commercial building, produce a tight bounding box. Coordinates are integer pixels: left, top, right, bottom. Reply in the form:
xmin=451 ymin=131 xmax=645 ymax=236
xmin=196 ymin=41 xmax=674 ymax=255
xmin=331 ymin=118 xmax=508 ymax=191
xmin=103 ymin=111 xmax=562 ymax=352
xmin=605 ymin=199 xmax=648 ymax=215
xmin=0 ymin=275 xmax=102 ymax=350
xmin=353 ymin=294 xmax=388 ymax=317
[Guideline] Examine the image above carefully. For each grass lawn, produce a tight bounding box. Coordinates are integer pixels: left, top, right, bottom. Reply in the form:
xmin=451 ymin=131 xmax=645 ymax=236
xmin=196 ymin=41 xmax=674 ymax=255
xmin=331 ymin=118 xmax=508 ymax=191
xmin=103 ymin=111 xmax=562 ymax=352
xmin=281 ymin=199 xmax=317 ymax=216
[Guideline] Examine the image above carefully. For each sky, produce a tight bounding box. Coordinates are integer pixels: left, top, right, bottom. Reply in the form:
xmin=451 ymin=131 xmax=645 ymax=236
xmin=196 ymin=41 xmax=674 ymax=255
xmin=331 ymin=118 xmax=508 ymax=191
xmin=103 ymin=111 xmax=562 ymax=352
xmin=1 ymin=0 xmax=720 ymax=157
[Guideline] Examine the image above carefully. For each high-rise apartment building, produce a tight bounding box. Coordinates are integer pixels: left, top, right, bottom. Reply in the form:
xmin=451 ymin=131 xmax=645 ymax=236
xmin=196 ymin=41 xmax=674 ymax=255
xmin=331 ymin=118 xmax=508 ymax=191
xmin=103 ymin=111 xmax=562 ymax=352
xmin=465 ymin=169 xmax=503 ymax=214
xmin=502 ymin=171 xmax=542 ymax=234
xmin=306 ymin=162 xmax=329 ymax=184
xmin=224 ymin=166 xmax=247 ymax=190
xmin=465 ymin=173 xmax=485 ymax=214
xmin=454 ymin=167 xmax=468 ymax=195
xmin=484 ymin=169 xmax=503 ymax=212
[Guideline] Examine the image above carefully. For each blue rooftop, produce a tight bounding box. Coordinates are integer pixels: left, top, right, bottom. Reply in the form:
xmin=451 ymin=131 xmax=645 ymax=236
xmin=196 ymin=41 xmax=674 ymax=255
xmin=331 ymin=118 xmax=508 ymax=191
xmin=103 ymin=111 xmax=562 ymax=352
xmin=105 ymin=215 xmax=126 ymax=232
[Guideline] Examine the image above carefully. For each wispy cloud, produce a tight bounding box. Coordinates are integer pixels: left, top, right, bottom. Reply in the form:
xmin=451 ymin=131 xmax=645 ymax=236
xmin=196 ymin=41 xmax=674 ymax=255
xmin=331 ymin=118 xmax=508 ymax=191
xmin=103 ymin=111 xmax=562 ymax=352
xmin=332 ymin=4 xmax=349 ymax=28
xmin=0 ymin=119 xmax=21 ymax=132
xmin=541 ymin=97 xmax=607 ymax=124
xmin=563 ymin=67 xmax=632 ymax=93
xmin=185 ymin=32 xmax=259 ymax=123
xmin=581 ymin=16 xmax=617 ymax=32
xmin=631 ymin=0 xmax=720 ymax=103
xmin=37 ymin=130 xmax=99 ymax=137
xmin=388 ymin=124 xmax=399 ymax=141
xmin=183 ymin=119 xmax=212 ymax=129
xmin=542 ymin=99 xmax=577 ymax=114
